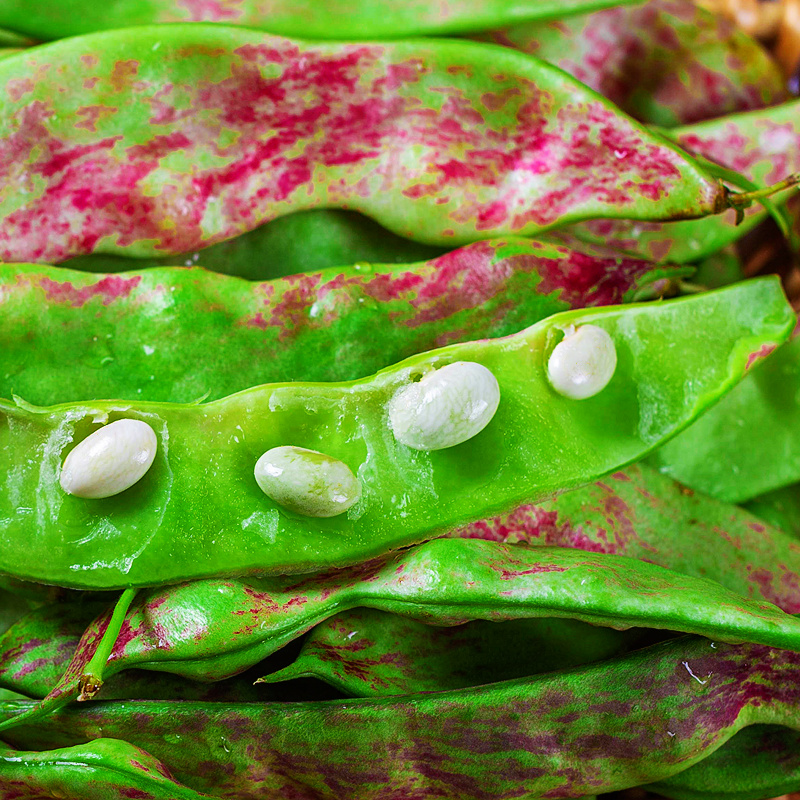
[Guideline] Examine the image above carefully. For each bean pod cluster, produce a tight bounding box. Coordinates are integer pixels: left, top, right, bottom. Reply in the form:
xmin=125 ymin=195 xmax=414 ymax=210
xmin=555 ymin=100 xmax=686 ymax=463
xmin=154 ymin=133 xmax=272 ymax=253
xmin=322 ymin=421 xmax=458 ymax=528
xmin=0 ymin=4 xmax=799 ymax=800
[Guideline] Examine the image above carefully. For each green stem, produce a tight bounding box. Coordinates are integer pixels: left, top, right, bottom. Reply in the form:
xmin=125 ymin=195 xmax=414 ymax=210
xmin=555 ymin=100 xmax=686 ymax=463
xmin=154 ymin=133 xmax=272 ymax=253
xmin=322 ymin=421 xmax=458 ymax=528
xmin=728 ymin=172 xmax=800 ymax=207
xmin=78 ymin=587 xmax=137 ymax=701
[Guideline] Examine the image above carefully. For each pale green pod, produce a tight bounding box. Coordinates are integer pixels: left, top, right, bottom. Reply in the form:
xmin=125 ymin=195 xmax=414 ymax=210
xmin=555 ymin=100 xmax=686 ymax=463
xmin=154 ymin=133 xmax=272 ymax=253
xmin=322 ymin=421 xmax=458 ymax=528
xmin=254 ymin=446 xmax=362 ymax=518
xmin=59 ymin=419 xmax=157 ymax=499
xmin=547 ymin=325 xmax=617 ymax=400
xmin=388 ymin=361 xmax=501 ymax=451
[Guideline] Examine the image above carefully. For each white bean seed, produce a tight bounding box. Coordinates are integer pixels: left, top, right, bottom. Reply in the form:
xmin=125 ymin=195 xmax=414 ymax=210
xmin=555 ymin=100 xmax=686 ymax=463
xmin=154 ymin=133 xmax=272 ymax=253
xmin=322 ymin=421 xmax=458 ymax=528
xmin=254 ymin=446 xmax=361 ymax=518
xmin=388 ymin=361 xmax=500 ymax=451
xmin=59 ymin=419 xmax=158 ymax=499
xmin=547 ymin=324 xmax=617 ymax=400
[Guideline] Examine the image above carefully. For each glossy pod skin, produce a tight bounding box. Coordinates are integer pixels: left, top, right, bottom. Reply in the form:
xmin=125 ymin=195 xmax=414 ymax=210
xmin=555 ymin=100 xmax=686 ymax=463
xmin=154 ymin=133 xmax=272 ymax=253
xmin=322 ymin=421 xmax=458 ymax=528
xmin=454 ymin=462 xmax=800 ymax=613
xmin=480 ymin=0 xmax=786 ymax=127
xmin=0 ymin=600 xmax=301 ymax=703
xmin=0 ymin=240 xmax=688 ymax=405
xmin=3 ymin=636 xmax=800 ymax=800
xmin=651 ymin=323 xmax=800 ymax=503
xmin=0 ymin=0 xmax=642 ymax=40
xmin=14 ymin=536 xmax=800 ymax=730
xmin=0 ymin=281 xmax=793 ymax=589
xmin=0 ymin=25 xmax=731 ymax=264
xmin=0 ymin=737 xmax=213 ymax=799
xmin=744 ymin=483 xmax=800 ymax=539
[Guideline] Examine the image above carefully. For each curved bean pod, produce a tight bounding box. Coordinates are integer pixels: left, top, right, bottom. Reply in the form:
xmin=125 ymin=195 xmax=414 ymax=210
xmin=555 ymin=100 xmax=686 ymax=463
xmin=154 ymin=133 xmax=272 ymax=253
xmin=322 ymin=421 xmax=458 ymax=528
xmin=0 ymin=0 xmax=642 ymax=41
xmin=454 ymin=462 xmax=800 ymax=613
xmin=651 ymin=320 xmax=800 ymax=503
xmin=0 ymin=737 xmax=214 ymax=799
xmin=3 ymin=282 xmax=790 ymax=589
xmin=0 ymin=25 xmax=730 ymax=264
xmin=259 ymin=609 xmax=650 ymax=696
xmin=0 ymin=602 xmax=105 ymax=698
xmin=0 ymin=601 xmax=287 ymax=702
xmin=647 ymin=725 xmax=800 ymax=800
xmin=3 ymin=636 xmax=800 ymax=799
xmin=565 ymin=98 xmax=800 ymax=263
xmin=480 ymin=0 xmax=785 ymax=127
xmin=0 ymin=240 xmax=687 ymax=405
xmin=13 ymin=536 xmax=800 ymax=731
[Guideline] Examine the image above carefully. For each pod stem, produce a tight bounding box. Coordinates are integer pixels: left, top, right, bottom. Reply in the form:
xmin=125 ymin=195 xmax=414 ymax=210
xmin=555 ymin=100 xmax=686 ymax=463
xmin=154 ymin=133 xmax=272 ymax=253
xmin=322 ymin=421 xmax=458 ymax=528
xmin=728 ymin=172 xmax=800 ymax=210
xmin=78 ymin=587 xmax=137 ymax=701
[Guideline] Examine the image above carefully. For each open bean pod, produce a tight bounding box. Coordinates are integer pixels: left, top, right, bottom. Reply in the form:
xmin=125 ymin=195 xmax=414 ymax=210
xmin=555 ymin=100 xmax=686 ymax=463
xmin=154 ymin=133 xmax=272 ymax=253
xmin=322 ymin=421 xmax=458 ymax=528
xmin=0 ymin=280 xmax=792 ymax=589
xmin=652 ymin=320 xmax=800 ymax=503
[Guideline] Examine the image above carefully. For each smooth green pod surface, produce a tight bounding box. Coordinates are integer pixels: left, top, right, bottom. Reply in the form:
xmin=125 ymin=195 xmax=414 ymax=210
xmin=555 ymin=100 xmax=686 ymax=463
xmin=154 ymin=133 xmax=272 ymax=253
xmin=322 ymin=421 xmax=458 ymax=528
xmin=651 ymin=323 xmax=800 ymax=503
xmin=0 ymin=0 xmax=643 ymax=40
xmin=0 ymin=241 xmax=687 ymax=406
xmin=3 ymin=637 xmax=800 ymax=799
xmin=0 ymin=25 xmax=729 ymax=264
xmin=0 ymin=281 xmax=792 ymax=588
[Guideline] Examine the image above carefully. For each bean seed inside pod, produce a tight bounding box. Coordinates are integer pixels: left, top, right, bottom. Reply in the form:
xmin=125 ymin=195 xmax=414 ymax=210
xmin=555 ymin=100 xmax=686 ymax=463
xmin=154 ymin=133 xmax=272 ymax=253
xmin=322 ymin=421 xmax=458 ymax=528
xmin=547 ymin=324 xmax=617 ymax=400
xmin=388 ymin=361 xmax=500 ymax=451
xmin=59 ymin=419 xmax=158 ymax=499
xmin=254 ymin=446 xmax=361 ymax=518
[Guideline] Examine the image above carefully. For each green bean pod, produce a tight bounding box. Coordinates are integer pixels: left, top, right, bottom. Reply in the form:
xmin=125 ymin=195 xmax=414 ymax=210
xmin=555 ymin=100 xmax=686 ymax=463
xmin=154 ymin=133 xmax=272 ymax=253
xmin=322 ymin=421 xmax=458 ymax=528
xmin=0 ymin=25 xmax=734 ymax=264
xmin=648 ymin=726 xmax=800 ymax=800
xmin=14 ymin=536 xmax=800 ymax=733
xmin=744 ymin=484 xmax=800 ymax=539
xmin=565 ymin=98 xmax=800 ymax=263
xmin=3 ymin=636 xmax=799 ymax=799
xmin=651 ymin=321 xmax=800 ymax=503
xmin=0 ymin=240 xmax=687 ymax=405
xmin=0 ymin=0 xmax=642 ymax=40
xmin=479 ymin=0 xmax=785 ymax=127
xmin=0 ymin=281 xmax=793 ymax=588
xmin=0 ymin=737 xmax=213 ymax=799
xmin=0 ymin=600 xmax=282 ymax=702
xmin=259 ymin=609 xmax=651 ymax=696
xmin=453 ymin=462 xmax=800 ymax=612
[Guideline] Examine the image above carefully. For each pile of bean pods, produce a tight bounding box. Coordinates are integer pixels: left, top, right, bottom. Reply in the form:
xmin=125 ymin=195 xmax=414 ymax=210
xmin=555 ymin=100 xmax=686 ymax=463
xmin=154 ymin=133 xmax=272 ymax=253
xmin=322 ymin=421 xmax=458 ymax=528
xmin=1 ymin=2 xmax=800 ymax=799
